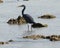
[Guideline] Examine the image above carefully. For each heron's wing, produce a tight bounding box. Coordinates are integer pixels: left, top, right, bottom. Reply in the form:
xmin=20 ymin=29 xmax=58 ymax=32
xmin=24 ymin=14 xmax=34 ymax=22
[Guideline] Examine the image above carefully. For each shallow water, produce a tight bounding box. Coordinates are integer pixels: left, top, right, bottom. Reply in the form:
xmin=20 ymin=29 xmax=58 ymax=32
xmin=0 ymin=0 xmax=60 ymax=48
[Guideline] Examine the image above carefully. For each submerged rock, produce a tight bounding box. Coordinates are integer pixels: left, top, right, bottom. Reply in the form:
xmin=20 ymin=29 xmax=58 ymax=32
xmin=31 ymin=23 xmax=48 ymax=28
xmin=38 ymin=14 xmax=56 ymax=19
xmin=7 ymin=16 xmax=26 ymax=25
xmin=23 ymin=35 xmax=45 ymax=40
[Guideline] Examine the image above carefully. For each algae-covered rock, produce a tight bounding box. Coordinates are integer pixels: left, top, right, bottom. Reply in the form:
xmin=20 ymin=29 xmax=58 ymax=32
xmin=23 ymin=35 xmax=45 ymax=40
xmin=38 ymin=14 xmax=56 ymax=19
xmin=7 ymin=16 xmax=26 ymax=25
xmin=17 ymin=16 xmax=26 ymax=24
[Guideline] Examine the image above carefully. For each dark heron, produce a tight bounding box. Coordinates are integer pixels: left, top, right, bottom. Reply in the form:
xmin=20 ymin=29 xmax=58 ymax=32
xmin=18 ymin=5 xmax=35 ymax=24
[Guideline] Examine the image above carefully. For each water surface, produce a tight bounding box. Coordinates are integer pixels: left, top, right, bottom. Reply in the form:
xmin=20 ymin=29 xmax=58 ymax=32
xmin=0 ymin=0 xmax=60 ymax=48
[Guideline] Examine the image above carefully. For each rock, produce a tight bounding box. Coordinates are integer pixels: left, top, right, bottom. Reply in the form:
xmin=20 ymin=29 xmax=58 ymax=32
xmin=31 ymin=23 xmax=48 ymax=28
xmin=23 ymin=35 xmax=45 ymax=40
xmin=17 ymin=16 xmax=26 ymax=24
xmin=23 ymin=35 xmax=60 ymax=41
xmin=7 ymin=19 xmax=17 ymax=24
xmin=0 ymin=42 xmax=9 ymax=45
xmin=45 ymin=36 xmax=50 ymax=39
xmin=0 ymin=42 xmax=4 ymax=44
xmin=17 ymin=16 xmax=21 ymax=21
xmin=5 ymin=42 xmax=9 ymax=44
xmin=38 ymin=14 xmax=56 ymax=19
xmin=8 ymin=40 xmax=14 ymax=42
xmin=50 ymin=37 xmax=60 ymax=41
xmin=45 ymin=35 xmax=60 ymax=41
xmin=7 ymin=16 xmax=26 ymax=25
xmin=50 ymin=35 xmax=60 ymax=41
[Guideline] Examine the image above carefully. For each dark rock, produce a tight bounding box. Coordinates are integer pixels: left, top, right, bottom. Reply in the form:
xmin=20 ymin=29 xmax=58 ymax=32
xmin=0 ymin=42 xmax=9 ymax=45
xmin=7 ymin=19 xmax=17 ymax=24
xmin=0 ymin=42 xmax=4 ymax=44
xmin=48 ymin=35 xmax=60 ymax=41
xmin=50 ymin=37 xmax=58 ymax=41
xmin=45 ymin=36 xmax=50 ymax=39
xmin=8 ymin=40 xmax=14 ymax=42
xmin=31 ymin=23 xmax=48 ymax=28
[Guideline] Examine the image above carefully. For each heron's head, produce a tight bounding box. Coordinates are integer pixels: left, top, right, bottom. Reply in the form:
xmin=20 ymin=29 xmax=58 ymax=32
xmin=18 ymin=5 xmax=25 ymax=7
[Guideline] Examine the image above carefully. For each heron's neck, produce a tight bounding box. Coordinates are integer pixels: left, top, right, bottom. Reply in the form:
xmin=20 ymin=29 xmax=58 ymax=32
xmin=22 ymin=6 xmax=26 ymax=15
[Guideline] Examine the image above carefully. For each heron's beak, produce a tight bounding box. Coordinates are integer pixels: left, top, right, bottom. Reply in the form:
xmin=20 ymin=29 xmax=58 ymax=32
xmin=18 ymin=5 xmax=22 ymax=7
